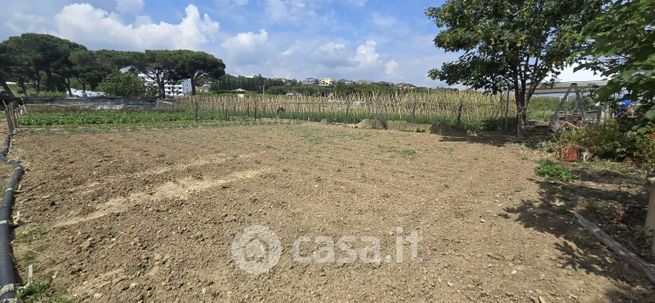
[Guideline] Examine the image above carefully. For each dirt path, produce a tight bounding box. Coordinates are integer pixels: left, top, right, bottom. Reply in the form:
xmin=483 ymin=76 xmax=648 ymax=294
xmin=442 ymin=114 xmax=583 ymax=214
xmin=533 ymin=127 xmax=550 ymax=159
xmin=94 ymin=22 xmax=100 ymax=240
xmin=10 ymin=124 xmax=653 ymax=302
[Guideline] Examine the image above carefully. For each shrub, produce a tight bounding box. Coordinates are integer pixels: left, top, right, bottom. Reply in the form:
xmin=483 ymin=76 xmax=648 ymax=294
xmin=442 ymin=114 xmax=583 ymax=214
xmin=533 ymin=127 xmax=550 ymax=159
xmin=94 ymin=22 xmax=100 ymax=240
xmin=98 ymin=72 xmax=148 ymax=97
xmin=535 ymin=160 xmax=574 ymax=182
xmin=557 ymin=120 xmax=655 ymax=171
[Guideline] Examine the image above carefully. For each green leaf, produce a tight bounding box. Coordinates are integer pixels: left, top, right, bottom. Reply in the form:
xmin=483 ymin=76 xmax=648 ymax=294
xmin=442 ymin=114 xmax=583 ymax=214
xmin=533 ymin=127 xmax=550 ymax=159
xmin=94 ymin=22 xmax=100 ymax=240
xmin=646 ymin=108 xmax=655 ymax=121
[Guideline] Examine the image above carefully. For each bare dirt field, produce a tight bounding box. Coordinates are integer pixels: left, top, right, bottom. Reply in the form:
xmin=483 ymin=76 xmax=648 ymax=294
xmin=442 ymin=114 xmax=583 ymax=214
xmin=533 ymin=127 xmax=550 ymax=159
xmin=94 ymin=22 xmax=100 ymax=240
xmin=9 ymin=123 xmax=654 ymax=302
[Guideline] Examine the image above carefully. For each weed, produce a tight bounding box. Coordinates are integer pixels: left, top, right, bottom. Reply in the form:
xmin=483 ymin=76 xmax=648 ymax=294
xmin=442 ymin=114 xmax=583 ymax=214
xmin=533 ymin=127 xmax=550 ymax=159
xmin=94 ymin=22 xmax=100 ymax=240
xmin=15 ymin=225 xmax=46 ymax=244
xmin=534 ymin=160 xmax=574 ymax=182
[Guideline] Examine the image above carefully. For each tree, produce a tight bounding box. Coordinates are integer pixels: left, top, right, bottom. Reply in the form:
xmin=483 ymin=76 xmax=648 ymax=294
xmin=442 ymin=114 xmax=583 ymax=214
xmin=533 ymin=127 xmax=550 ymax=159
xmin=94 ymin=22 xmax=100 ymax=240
xmin=176 ymin=50 xmax=225 ymax=95
xmin=578 ymin=0 xmax=655 ymax=130
xmin=426 ymin=0 xmax=604 ymax=137
xmin=0 ymin=43 xmax=15 ymax=97
xmin=1 ymin=33 xmax=86 ymax=96
xmin=577 ymin=0 xmax=655 ymax=253
xmin=139 ymin=50 xmax=180 ymax=99
xmin=70 ymin=50 xmax=114 ymax=92
xmin=98 ymin=72 xmax=147 ymax=97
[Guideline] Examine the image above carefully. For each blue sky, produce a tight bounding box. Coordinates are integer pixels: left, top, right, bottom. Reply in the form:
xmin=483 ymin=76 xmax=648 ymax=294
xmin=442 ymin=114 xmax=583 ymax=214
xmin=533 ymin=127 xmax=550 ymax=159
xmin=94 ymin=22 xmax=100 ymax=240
xmin=0 ymin=0 xmax=601 ymax=87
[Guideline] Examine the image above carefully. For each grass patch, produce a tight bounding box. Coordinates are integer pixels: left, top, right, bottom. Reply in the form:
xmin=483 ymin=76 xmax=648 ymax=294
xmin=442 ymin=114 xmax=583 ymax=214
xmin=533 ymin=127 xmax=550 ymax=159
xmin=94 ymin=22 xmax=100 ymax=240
xmin=377 ymin=145 xmax=417 ymax=158
xmin=534 ymin=160 xmax=574 ymax=182
xmin=15 ymin=225 xmax=46 ymax=244
xmin=16 ymin=280 xmax=74 ymax=303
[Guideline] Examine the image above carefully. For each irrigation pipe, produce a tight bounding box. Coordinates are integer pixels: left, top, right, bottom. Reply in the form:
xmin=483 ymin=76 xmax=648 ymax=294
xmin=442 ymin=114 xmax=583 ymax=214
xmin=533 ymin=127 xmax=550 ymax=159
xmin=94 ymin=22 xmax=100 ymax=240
xmin=0 ymin=128 xmax=23 ymax=302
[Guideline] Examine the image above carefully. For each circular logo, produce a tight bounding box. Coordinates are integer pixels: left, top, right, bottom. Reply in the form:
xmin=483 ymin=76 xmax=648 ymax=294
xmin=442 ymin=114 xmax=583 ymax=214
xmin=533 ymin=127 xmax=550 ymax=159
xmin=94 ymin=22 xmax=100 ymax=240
xmin=231 ymin=225 xmax=281 ymax=274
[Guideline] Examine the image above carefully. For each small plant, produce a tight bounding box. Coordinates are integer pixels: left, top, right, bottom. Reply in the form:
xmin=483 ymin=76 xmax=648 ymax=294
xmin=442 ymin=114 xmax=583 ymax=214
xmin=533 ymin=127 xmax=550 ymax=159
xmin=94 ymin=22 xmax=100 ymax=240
xmin=15 ymin=225 xmax=46 ymax=244
xmin=16 ymin=280 xmax=51 ymax=300
xmin=534 ymin=160 xmax=574 ymax=182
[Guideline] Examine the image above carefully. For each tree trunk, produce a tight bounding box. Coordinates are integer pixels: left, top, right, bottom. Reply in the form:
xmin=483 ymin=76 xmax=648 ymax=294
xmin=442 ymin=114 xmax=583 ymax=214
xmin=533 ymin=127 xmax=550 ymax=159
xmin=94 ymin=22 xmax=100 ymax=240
xmin=65 ymin=77 xmax=73 ymax=97
xmin=515 ymin=91 xmax=528 ymax=139
xmin=35 ymin=79 xmax=40 ymax=97
xmin=158 ymin=82 xmax=165 ymax=99
xmin=191 ymin=78 xmax=197 ymax=96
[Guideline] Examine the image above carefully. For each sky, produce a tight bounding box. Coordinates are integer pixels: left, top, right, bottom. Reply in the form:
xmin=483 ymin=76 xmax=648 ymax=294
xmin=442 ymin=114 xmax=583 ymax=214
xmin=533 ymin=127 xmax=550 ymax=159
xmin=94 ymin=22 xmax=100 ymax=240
xmin=0 ymin=0 xmax=603 ymax=87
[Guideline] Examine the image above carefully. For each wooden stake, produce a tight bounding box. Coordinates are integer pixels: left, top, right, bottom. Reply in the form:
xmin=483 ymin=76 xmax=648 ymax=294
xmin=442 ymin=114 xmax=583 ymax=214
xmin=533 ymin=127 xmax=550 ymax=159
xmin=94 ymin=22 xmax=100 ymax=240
xmin=646 ymin=177 xmax=655 ymax=256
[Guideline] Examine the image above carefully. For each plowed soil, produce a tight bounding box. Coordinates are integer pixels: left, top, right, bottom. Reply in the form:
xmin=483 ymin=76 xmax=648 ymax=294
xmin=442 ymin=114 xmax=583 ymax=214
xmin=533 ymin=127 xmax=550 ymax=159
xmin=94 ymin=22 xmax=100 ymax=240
xmin=9 ymin=124 xmax=654 ymax=302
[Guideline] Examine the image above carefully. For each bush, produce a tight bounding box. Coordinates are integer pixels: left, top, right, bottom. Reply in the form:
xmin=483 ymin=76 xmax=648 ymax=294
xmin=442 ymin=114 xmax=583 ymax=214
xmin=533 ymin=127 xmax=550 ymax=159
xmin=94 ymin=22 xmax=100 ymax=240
xmin=99 ymin=72 xmax=148 ymax=97
xmin=557 ymin=120 xmax=655 ymax=171
xmin=535 ymin=160 xmax=574 ymax=182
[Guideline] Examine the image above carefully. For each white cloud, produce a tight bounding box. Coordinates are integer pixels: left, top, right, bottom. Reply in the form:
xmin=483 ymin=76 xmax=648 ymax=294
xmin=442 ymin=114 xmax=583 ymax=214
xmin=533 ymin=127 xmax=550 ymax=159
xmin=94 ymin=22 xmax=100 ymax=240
xmin=220 ymin=29 xmax=271 ymax=65
xmin=311 ymin=42 xmax=354 ymax=68
xmin=4 ymin=12 xmax=48 ymax=34
xmin=116 ymin=0 xmax=144 ymax=15
xmin=53 ymin=3 xmax=219 ymax=50
xmin=371 ymin=13 xmax=397 ymax=28
xmin=264 ymin=0 xmax=316 ymax=23
xmin=354 ymin=40 xmax=380 ymax=68
xmin=385 ymin=60 xmax=399 ymax=75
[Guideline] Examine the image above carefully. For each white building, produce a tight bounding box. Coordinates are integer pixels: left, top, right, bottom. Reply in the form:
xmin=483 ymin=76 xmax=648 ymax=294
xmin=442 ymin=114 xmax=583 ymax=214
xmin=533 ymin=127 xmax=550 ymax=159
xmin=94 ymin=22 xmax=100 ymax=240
xmin=319 ymin=78 xmax=336 ymax=86
xmin=163 ymin=79 xmax=192 ymax=97
xmin=118 ymin=68 xmax=192 ymax=98
xmin=136 ymin=73 xmax=192 ymax=98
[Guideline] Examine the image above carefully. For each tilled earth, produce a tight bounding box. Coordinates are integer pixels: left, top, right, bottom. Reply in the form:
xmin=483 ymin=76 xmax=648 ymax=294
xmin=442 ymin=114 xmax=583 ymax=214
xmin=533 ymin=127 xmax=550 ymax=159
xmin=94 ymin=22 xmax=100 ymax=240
xmin=9 ymin=124 xmax=654 ymax=302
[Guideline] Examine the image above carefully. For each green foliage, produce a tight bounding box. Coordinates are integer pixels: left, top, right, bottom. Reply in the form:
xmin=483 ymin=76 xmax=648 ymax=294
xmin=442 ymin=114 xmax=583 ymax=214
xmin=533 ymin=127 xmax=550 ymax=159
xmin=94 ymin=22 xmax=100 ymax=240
xmin=211 ymin=74 xmax=288 ymax=92
xmin=15 ymin=225 xmax=46 ymax=244
xmin=1 ymin=33 xmax=226 ymax=98
xmin=175 ymin=50 xmax=225 ymax=94
xmin=578 ymin=0 xmax=654 ymax=136
xmin=426 ymin=0 xmax=604 ymax=136
xmin=19 ymin=111 xmax=197 ymax=126
xmin=535 ymin=160 xmax=574 ymax=182
xmin=264 ymin=83 xmax=449 ymax=97
xmin=558 ymin=121 xmax=655 ymax=171
xmin=1 ymin=33 xmax=87 ymax=96
xmin=69 ymin=49 xmax=114 ymax=91
xmin=98 ymin=72 xmax=148 ymax=97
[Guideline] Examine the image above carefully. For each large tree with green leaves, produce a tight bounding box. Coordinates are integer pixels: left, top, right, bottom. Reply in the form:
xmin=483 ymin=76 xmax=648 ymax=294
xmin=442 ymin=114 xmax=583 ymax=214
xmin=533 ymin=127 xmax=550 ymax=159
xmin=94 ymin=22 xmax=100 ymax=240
xmin=578 ymin=0 xmax=654 ymax=132
xmin=69 ymin=50 xmax=115 ymax=92
xmin=98 ymin=72 xmax=148 ymax=98
xmin=0 ymin=43 xmax=15 ymax=97
xmin=138 ymin=50 xmax=182 ymax=99
xmin=426 ymin=0 xmax=604 ymax=137
xmin=1 ymin=33 xmax=86 ymax=96
xmin=176 ymin=50 xmax=225 ymax=95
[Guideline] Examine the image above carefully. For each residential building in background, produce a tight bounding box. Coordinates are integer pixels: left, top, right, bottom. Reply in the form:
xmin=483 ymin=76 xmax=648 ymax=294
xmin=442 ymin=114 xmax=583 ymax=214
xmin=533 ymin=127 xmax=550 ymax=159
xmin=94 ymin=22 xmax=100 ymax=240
xmin=135 ymin=73 xmax=192 ymax=97
xmin=319 ymin=78 xmax=335 ymax=86
xmin=302 ymin=78 xmax=319 ymax=85
xmin=397 ymin=83 xmax=417 ymax=90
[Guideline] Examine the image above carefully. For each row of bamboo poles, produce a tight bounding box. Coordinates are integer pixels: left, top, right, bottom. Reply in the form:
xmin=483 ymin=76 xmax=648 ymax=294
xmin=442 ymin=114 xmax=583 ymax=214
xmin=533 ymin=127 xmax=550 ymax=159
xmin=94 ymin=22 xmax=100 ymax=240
xmin=174 ymin=91 xmax=517 ymax=127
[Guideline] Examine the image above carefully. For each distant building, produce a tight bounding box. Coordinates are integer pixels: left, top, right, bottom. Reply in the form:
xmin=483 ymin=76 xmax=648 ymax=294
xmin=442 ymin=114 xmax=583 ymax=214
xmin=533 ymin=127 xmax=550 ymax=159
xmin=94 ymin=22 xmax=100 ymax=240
xmin=233 ymin=88 xmax=246 ymax=98
xmin=197 ymin=83 xmax=211 ymax=93
xmin=319 ymin=78 xmax=336 ymax=86
xmin=397 ymin=83 xmax=417 ymax=90
xmin=70 ymin=88 xmax=105 ymax=97
xmin=302 ymin=78 xmax=319 ymax=85
xmin=356 ymin=80 xmax=371 ymax=85
xmin=124 ymin=70 xmax=192 ymax=97
xmin=339 ymin=79 xmax=355 ymax=85
xmin=162 ymin=79 xmax=192 ymax=97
